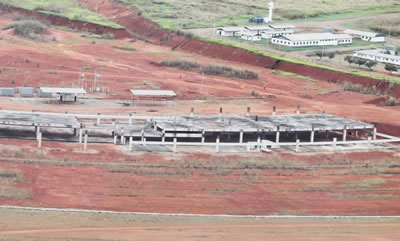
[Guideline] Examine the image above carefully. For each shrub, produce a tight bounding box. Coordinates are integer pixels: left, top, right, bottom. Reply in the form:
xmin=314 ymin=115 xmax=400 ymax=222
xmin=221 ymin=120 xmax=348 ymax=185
xmin=101 ymin=33 xmax=115 ymax=40
xmin=5 ymin=20 xmax=47 ymax=40
xmin=342 ymin=82 xmax=381 ymax=95
xmin=161 ymin=59 xmax=200 ymax=71
xmin=201 ymin=64 xmax=258 ymax=80
xmin=384 ymin=96 xmax=398 ymax=106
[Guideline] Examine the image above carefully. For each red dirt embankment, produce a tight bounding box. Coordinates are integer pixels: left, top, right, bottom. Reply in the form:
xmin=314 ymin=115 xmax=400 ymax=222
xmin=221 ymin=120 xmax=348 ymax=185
xmin=81 ymin=0 xmax=400 ymax=98
xmin=0 ymin=3 xmax=131 ymax=39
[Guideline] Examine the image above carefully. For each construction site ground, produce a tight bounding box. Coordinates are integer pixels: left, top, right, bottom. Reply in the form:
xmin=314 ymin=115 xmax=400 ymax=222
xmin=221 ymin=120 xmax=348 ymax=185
xmin=0 ymin=5 xmax=400 ymax=239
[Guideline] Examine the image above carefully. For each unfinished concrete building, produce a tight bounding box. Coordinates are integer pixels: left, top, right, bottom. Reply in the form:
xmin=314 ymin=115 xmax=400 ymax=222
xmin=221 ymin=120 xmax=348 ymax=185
xmin=0 ymin=109 xmax=398 ymax=153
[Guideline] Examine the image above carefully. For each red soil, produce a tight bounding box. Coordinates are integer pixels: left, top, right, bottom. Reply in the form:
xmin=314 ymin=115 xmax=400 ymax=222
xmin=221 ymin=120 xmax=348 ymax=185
xmin=1 ymin=153 xmax=400 ymax=215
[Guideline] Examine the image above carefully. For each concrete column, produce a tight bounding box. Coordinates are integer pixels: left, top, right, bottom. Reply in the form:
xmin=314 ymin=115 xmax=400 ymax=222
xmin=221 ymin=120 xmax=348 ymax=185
xmin=310 ymin=128 xmax=315 ymax=143
xmin=129 ymin=136 xmax=133 ymax=151
xmin=216 ymin=134 xmax=220 ymax=153
xmin=37 ymin=132 xmax=42 ymax=148
xmin=112 ymin=119 xmax=116 ymax=127
xmin=79 ymin=129 xmax=83 ymax=143
xmin=141 ymin=130 xmax=144 ymax=142
xmin=97 ymin=113 xmax=101 ymax=125
xmin=373 ymin=128 xmax=377 ymax=141
xmin=333 ymin=137 xmax=337 ymax=150
xmin=143 ymin=138 xmax=146 ymax=146
xmin=219 ymin=107 xmax=223 ymax=117
xmin=342 ymin=126 xmax=347 ymax=142
xmin=153 ymin=122 xmax=157 ymax=131
xmin=355 ymin=130 xmax=359 ymax=137
xmin=257 ymin=134 xmax=261 ymax=152
xmin=368 ymin=136 xmax=372 ymax=149
xmin=190 ymin=107 xmax=194 ymax=117
xmin=296 ymin=104 xmax=300 ymax=115
xmin=162 ymin=130 xmax=165 ymax=143
xmin=113 ymin=135 xmax=117 ymax=144
xmin=272 ymin=106 xmax=276 ymax=116
xmin=129 ymin=114 xmax=133 ymax=125
xmin=84 ymin=131 xmax=88 ymax=152
xmin=121 ymin=135 xmax=125 ymax=145
xmin=36 ymin=124 xmax=41 ymax=140
xmin=239 ymin=130 xmax=244 ymax=143
xmin=275 ymin=126 xmax=280 ymax=144
xmin=201 ymin=130 xmax=205 ymax=143
xmin=173 ymin=137 xmax=177 ymax=153
xmin=246 ymin=107 xmax=251 ymax=117
xmin=295 ymin=139 xmax=300 ymax=153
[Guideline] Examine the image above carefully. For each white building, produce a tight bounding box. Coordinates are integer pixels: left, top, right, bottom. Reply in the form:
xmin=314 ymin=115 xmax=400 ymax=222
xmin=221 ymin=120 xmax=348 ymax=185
xmin=241 ymin=32 xmax=262 ymax=41
xmin=216 ymin=27 xmax=244 ymax=37
xmin=271 ymin=33 xmax=352 ymax=47
xmin=37 ymin=87 xmax=87 ymax=102
xmin=244 ymin=24 xmax=294 ymax=39
xmin=344 ymin=29 xmax=385 ymax=42
xmin=353 ymin=49 xmax=400 ymax=65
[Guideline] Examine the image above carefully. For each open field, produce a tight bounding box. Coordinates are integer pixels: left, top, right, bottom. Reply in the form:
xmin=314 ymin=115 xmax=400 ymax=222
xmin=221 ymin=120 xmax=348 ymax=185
xmin=1 ymin=208 xmax=399 ymax=241
xmin=0 ymin=0 xmax=123 ymax=29
xmin=112 ymin=0 xmax=400 ymax=29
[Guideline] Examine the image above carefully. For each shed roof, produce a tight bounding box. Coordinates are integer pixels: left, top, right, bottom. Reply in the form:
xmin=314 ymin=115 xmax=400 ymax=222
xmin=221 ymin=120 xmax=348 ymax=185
xmin=279 ymin=33 xmax=351 ymax=42
xmin=130 ymin=90 xmax=177 ymax=97
xmin=216 ymin=26 xmax=245 ymax=32
xmin=269 ymin=24 xmax=295 ymax=29
xmin=38 ymin=87 xmax=87 ymax=94
xmin=245 ymin=25 xmax=272 ymax=31
xmin=344 ymin=29 xmax=384 ymax=38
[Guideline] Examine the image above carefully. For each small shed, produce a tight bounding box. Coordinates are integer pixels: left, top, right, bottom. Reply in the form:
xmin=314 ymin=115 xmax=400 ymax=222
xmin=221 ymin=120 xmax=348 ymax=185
xmin=37 ymin=87 xmax=87 ymax=102
xmin=216 ymin=27 xmax=244 ymax=37
xmin=241 ymin=32 xmax=262 ymax=42
xmin=130 ymin=89 xmax=177 ymax=105
xmin=18 ymin=87 xmax=35 ymax=97
xmin=0 ymin=88 xmax=15 ymax=97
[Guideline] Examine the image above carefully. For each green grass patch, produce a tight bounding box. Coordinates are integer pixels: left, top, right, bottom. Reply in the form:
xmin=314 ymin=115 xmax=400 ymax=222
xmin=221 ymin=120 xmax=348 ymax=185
xmin=0 ymin=0 xmax=124 ymax=29
xmin=110 ymin=0 xmax=400 ymax=29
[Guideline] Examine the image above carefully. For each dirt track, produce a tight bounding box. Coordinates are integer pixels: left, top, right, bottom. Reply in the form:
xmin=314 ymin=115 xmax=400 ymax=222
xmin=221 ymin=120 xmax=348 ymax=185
xmin=1 ymin=208 xmax=399 ymax=241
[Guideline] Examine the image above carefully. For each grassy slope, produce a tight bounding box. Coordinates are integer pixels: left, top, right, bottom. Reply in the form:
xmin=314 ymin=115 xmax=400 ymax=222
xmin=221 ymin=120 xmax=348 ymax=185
xmin=113 ymin=0 xmax=400 ymax=29
xmin=0 ymin=0 xmax=124 ymax=29
xmin=195 ymin=36 xmax=400 ymax=84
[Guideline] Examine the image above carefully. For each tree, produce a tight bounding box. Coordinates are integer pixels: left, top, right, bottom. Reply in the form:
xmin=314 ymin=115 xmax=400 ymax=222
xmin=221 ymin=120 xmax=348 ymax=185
xmin=316 ymin=51 xmax=323 ymax=59
xmin=365 ymin=60 xmax=378 ymax=71
xmin=354 ymin=58 xmax=367 ymax=68
xmin=385 ymin=63 xmax=398 ymax=74
xmin=344 ymin=56 xmax=354 ymax=66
